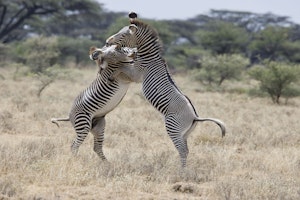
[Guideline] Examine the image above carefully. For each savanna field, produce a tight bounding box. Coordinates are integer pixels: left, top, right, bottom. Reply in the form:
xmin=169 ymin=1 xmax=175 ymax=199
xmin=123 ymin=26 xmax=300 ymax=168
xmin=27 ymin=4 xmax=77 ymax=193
xmin=0 ymin=65 xmax=299 ymax=200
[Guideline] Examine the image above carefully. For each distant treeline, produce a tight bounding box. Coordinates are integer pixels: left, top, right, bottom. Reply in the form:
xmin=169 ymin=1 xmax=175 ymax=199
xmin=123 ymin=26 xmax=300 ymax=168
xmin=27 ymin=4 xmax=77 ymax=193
xmin=1 ymin=0 xmax=300 ymax=66
xmin=1 ymin=0 xmax=299 ymax=103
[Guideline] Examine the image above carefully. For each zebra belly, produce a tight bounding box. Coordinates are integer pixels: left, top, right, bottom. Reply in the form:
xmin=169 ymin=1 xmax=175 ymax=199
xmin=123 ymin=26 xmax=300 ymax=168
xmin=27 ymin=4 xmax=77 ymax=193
xmin=92 ymin=83 xmax=129 ymax=118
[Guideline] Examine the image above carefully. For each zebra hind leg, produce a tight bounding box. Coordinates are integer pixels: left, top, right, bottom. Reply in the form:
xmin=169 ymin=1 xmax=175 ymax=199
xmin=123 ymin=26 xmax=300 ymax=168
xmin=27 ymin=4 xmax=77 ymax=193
xmin=71 ymin=118 xmax=91 ymax=156
xmin=178 ymin=139 xmax=189 ymax=168
xmin=91 ymin=117 xmax=107 ymax=160
xmin=165 ymin=116 xmax=189 ymax=168
xmin=71 ymin=131 xmax=89 ymax=156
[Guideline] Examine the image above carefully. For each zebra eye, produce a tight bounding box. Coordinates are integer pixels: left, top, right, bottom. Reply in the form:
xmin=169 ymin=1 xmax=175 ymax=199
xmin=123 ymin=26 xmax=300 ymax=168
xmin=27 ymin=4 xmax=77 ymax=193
xmin=105 ymin=42 xmax=109 ymax=47
xmin=115 ymin=45 xmax=121 ymax=50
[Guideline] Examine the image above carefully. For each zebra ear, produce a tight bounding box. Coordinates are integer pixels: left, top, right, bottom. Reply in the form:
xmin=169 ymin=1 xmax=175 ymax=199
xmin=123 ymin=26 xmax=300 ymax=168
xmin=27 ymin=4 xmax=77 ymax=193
xmin=129 ymin=12 xmax=138 ymax=19
xmin=129 ymin=12 xmax=138 ymax=24
xmin=89 ymin=47 xmax=103 ymax=60
xmin=129 ymin=24 xmax=138 ymax=34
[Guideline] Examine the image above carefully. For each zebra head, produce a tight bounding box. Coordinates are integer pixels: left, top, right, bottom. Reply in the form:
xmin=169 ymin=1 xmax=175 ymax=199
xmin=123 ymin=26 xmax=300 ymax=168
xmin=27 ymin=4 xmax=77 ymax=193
xmin=105 ymin=12 xmax=163 ymax=57
xmin=89 ymin=45 xmax=136 ymax=68
xmin=105 ymin=12 xmax=138 ymax=49
xmin=105 ymin=24 xmax=138 ymax=49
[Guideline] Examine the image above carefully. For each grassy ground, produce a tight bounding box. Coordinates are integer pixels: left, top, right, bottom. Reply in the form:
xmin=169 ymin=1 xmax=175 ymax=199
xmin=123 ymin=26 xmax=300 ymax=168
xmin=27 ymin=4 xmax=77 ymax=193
xmin=0 ymin=66 xmax=299 ymax=199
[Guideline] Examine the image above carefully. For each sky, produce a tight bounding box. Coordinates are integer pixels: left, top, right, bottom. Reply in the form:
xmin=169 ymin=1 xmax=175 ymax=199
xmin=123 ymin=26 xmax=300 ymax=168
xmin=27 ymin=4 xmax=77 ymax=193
xmin=98 ymin=0 xmax=300 ymax=24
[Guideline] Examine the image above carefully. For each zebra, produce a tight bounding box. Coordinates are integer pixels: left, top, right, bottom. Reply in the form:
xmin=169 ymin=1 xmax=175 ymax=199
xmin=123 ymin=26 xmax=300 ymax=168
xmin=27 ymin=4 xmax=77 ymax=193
xmin=51 ymin=45 xmax=138 ymax=160
xmin=103 ymin=12 xmax=226 ymax=167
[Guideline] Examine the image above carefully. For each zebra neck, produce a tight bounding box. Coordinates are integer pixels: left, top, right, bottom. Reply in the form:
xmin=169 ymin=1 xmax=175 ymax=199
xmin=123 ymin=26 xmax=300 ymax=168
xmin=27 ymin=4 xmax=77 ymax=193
xmin=135 ymin=28 xmax=164 ymax=68
xmin=133 ymin=20 xmax=163 ymax=54
xmin=137 ymin=52 xmax=161 ymax=66
xmin=97 ymin=65 xmax=116 ymax=81
xmin=137 ymin=39 xmax=162 ymax=57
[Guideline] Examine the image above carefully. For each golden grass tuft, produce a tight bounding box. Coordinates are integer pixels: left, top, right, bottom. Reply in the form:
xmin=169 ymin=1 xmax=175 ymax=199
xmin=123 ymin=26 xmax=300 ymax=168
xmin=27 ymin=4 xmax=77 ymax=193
xmin=0 ymin=66 xmax=300 ymax=199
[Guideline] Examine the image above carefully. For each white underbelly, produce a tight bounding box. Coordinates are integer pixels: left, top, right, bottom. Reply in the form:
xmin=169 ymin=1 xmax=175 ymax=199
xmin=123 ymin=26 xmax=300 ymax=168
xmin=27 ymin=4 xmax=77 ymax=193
xmin=92 ymin=83 xmax=129 ymax=117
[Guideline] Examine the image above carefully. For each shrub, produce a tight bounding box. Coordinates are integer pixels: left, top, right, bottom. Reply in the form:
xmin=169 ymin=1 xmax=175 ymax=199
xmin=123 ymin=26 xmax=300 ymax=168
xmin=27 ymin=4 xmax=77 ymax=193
xmin=197 ymin=21 xmax=249 ymax=55
xmin=13 ymin=36 xmax=59 ymax=74
xmin=249 ymin=26 xmax=289 ymax=63
xmin=192 ymin=54 xmax=249 ymax=86
xmin=249 ymin=61 xmax=300 ymax=104
xmin=57 ymin=36 xmax=96 ymax=66
xmin=0 ymin=43 xmax=12 ymax=65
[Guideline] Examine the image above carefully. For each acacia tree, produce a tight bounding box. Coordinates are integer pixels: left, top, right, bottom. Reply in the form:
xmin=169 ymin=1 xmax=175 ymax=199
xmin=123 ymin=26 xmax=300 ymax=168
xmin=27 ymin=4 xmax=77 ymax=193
xmin=207 ymin=9 xmax=294 ymax=32
xmin=0 ymin=0 xmax=56 ymax=43
xmin=249 ymin=26 xmax=290 ymax=63
xmin=0 ymin=0 xmax=106 ymax=43
xmin=196 ymin=21 xmax=249 ymax=55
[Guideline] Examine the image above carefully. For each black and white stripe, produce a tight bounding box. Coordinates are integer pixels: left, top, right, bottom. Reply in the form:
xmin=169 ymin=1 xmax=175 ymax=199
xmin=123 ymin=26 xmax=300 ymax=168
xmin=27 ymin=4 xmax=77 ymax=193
xmin=51 ymin=46 xmax=136 ymax=160
xmin=106 ymin=15 xmax=226 ymax=167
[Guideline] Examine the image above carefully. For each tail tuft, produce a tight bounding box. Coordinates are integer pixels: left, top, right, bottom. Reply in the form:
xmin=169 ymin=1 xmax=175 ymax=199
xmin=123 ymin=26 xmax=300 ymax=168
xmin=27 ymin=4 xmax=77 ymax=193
xmin=51 ymin=118 xmax=60 ymax=127
xmin=50 ymin=117 xmax=69 ymax=128
xmin=195 ymin=117 xmax=226 ymax=137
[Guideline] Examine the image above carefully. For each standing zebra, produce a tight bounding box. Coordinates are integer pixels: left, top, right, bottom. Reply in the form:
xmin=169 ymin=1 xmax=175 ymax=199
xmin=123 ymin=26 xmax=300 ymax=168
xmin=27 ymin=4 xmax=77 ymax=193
xmin=51 ymin=45 xmax=138 ymax=159
xmin=103 ymin=12 xmax=226 ymax=167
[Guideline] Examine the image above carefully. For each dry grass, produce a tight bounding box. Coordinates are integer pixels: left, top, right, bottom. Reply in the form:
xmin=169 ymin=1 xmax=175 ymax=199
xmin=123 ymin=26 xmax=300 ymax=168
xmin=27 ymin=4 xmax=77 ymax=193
xmin=0 ymin=66 xmax=300 ymax=200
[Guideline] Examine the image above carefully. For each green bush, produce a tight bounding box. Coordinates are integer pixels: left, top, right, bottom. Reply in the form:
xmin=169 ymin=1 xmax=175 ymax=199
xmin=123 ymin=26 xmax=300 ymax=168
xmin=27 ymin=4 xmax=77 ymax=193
xmin=249 ymin=61 xmax=300 ymax=104
xmin=196 ymin=21 xmax=248 ymax=55
xmin=192 ymin=54 xmax=249 ymax=86
xmin=249 ymin=26 xmax=289 ymax=63
xmin=0 ymin=43 xmax=12 ymax=65
xmin=57 ymin=36 xmax=97 ymax=66
xmin=13 ymin=36 xmax=59 ymax=74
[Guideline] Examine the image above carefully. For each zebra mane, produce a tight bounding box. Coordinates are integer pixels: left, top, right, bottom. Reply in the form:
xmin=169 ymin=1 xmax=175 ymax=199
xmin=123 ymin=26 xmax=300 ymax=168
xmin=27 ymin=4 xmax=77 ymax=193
xmin=130 ymin=19 xmax=164 ymax=54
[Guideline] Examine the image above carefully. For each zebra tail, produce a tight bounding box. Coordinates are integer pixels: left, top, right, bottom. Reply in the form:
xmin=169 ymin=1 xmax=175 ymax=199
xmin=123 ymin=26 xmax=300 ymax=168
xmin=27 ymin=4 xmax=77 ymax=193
xmin=51 ymin=117 xmax=70 ymax=128
xmin=195 ymin=117 xmax=226 ymax=137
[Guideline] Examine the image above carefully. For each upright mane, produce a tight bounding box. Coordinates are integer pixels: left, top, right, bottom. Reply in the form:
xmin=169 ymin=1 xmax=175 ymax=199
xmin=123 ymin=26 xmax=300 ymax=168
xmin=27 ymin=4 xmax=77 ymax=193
xmin=130 ymin=19 xmax=164 ymax=55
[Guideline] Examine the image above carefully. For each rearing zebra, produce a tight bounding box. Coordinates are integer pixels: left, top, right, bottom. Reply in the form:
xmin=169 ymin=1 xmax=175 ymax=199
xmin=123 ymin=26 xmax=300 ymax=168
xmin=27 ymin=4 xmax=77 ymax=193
xmin=104 ymin=12 xmax=226 ymax=167
xmin=51 ymin=45 xmax=137 ymax=159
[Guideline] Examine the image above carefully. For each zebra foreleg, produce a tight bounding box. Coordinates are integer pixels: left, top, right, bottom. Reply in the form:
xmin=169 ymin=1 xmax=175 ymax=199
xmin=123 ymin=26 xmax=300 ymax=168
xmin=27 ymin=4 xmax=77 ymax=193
xmin=91 ymin=117 xmax=107 ymax=160
xmin=113 ymin=65 xmax=144 ymax=83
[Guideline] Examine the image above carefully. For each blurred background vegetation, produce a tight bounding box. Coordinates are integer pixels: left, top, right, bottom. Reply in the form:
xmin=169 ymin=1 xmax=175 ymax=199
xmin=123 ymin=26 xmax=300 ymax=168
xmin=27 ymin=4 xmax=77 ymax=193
xmin=0 ymin=0 xmax=299 ymax=103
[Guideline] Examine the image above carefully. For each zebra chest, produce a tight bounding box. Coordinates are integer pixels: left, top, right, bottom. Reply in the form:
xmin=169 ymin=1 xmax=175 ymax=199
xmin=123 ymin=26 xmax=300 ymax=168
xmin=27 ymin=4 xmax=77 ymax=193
xmin=81 ymin=82 xmax=129 ymax=117
xmin=142 ymin=78 xmax=172 ymax=114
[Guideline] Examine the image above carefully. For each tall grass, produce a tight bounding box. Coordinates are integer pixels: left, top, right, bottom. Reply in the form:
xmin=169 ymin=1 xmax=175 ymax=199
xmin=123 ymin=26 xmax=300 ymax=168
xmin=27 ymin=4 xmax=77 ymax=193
xmin=0 ymin=66 xmax=299 ymax=199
